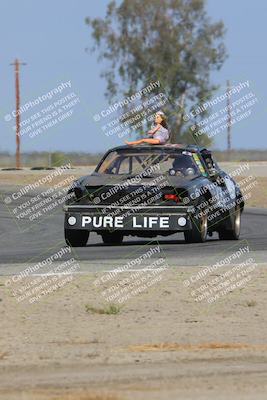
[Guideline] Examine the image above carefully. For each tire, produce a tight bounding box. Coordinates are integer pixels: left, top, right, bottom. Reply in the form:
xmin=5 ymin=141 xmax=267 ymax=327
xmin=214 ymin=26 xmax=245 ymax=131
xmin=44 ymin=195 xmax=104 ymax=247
xmin=101 ymin=232 xmax=124 ymax=245
xmin=64 ymin=229 xmax=89 ymax=247
xmin=184 ymin=211 xmax=208 ymax=243
xmin=218 ymin=204 xmax=241 ymax=240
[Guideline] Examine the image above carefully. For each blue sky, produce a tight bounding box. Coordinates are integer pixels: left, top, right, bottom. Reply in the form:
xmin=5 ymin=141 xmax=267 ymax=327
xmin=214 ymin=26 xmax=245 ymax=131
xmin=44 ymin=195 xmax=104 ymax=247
xmin=0 ymin=0 xmax=266 ymax=154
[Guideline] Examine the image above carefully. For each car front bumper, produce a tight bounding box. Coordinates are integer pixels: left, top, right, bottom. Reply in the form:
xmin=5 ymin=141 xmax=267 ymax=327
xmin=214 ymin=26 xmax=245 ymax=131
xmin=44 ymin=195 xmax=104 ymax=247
xmin=64 ymin=205 xmax=194 ymax=232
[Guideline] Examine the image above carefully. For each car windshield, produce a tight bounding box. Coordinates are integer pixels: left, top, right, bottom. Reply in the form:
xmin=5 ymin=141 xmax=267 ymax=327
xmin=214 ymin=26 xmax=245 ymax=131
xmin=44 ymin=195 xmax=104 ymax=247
xmin=95 ymin=149 xmax=203 ymax=178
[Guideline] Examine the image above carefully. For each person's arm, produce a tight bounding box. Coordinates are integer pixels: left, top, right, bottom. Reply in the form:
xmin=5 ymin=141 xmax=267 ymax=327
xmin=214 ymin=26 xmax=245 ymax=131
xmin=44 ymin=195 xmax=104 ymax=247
xmin=148 ymin=124 xmax=161 ymax=135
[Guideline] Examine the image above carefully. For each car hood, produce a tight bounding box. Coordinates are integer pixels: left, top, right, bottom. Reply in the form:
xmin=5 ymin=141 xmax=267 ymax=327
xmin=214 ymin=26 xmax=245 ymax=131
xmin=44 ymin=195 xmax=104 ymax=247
xmin=76 ymin=173 xmax=200 ymax=188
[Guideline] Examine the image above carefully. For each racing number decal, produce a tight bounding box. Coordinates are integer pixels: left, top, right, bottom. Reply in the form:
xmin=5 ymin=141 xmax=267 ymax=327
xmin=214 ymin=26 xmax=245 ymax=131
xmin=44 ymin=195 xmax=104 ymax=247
xmin=192 ymin=153 xmax=206 ymax=175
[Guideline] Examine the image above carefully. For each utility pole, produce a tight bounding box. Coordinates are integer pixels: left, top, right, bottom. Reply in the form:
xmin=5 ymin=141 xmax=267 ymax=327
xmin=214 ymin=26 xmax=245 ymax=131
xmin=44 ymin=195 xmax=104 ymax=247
xmin=226 ymin=80 xmax=232 ymax=154
xmin=48 ymin=150 xmax=52 ymax=168
xmin=10 ymin=59 xmax=26 ymax=169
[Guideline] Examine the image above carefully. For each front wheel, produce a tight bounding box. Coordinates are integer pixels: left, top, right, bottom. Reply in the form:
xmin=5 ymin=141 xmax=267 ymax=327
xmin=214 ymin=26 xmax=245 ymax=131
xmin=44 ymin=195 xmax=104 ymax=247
xmin=184 ymin=212 xmax=208 ymax=243
xmin=218 ymin=205 xmax=241 ymax=240
xmin=101 ymin=232 xmax=124 ymax=245
xmin=64 ymin=229 xmax=89 ymax=247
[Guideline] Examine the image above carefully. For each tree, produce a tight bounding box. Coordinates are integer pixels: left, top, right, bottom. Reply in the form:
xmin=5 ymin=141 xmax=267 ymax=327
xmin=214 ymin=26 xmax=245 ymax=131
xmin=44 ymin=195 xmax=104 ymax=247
xmin=86 ymin=0 xmax=227 ymax=145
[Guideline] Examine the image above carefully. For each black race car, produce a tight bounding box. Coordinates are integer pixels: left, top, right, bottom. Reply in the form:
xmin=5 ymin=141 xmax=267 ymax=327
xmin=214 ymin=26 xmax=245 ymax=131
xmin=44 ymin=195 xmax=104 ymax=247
xmin=63 ymin=144 xmax=244 ymax=246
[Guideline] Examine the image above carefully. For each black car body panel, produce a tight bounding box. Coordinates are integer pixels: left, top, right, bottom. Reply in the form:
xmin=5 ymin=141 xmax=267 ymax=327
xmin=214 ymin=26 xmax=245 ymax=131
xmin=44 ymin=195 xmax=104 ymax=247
xmin=64 ymin=144 xmax=245 ymax=242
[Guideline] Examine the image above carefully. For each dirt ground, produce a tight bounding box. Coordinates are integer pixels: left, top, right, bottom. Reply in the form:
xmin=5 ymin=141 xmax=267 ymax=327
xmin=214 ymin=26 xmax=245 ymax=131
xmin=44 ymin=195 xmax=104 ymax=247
xmin=0 ymin=265 xmax=267 ymax=400
xmin=1 ymin=165 xmax=266 ymax=399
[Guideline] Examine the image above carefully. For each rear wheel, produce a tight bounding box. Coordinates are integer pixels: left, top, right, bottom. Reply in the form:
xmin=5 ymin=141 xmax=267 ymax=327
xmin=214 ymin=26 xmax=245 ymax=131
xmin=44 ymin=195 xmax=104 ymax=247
xmin=184 ymin=211 xmax=208 ymax=243
xmin=101 ymin=232 xmax=124 ymax=245
xmin=64 ymin=229 xmax=89 ymax=247
xmin=218 ymin=205 xmax=241 ymax=240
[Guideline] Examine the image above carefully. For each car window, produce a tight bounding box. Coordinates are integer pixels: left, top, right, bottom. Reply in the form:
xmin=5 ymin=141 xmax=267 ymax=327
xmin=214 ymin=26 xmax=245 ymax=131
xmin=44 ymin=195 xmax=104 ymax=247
xmin=117 ymin=157 xmax=130 ymax=174
xmin=96 ymin=150 xmax=202 ymax=178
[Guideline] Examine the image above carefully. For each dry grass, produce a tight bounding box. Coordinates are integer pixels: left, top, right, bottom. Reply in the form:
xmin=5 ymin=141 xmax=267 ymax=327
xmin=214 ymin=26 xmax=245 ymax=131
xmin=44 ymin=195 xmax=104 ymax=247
xmin=0 ymin=352 xmax=8 ymax=360
xmin=127 ymin=342 xmax=267 ymax=352
xmin=245 ymin=300 xmax=257 ymax=307
xmin=236 ymin=176 xmax=267 ymax=208
xmin=0 ymin=171 xmax=81 ymax=188
xmin=52 ymin=393 xmax=121 ymax=400
xmin=0 ymin=390 xmax=121 ymax=400
xmin=85 ymin=304 xmax=122 ymax=315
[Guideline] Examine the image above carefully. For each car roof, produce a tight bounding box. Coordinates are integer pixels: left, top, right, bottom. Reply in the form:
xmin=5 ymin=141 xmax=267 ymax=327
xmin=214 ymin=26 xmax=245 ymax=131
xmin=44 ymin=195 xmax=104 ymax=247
xmin=108 ymin=144 xmax=209 ymax=153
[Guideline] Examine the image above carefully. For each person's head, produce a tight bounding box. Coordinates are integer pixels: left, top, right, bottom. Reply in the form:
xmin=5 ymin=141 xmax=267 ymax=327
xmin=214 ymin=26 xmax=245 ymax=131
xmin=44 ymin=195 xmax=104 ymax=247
xmin=155 ymin=111 xmax=168 ymax=129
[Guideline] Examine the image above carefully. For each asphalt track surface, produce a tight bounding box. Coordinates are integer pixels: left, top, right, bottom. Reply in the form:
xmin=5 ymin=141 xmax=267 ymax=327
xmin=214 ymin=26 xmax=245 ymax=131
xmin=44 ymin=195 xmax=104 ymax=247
xmin=0 ymin=186 xmax=266 ymax=276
